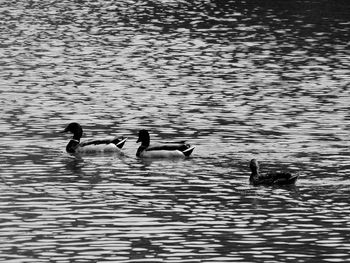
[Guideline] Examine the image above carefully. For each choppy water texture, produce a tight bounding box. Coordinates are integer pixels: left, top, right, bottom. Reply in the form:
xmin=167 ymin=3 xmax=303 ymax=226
xmin=1 ymin=0 xmax=350 ymax=262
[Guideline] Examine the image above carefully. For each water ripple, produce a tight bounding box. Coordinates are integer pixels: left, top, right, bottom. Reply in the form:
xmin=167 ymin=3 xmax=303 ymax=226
xmin=1 ymin=0 xmax=350 ymax=262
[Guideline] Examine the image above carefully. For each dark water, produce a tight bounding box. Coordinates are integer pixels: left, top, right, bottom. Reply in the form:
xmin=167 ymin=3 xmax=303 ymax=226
xmin=1 ymin=0 xmax=349 ymax=262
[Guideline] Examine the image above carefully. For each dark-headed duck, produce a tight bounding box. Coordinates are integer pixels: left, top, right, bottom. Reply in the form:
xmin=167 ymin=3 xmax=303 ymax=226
xmin=61 ymin=122 xmax=126 ymax=154
xmin=136 ymin=129 xmax=195 ymax=158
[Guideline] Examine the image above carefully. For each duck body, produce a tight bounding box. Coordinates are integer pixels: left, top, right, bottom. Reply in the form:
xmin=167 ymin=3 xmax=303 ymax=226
xmin=249 ymin=159 xmax=299 ymax=186
xmin=62 ymin=122 xmax=126 ymax=154
xmin=136 ymin=129 xmax=195 ymax=158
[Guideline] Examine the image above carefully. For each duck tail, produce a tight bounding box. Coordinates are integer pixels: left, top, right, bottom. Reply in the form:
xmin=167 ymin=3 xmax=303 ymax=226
xmin=182 ymin=146 xmax=195 ymax=157
xmin=289 ymin=173 xmax=300 ymax=183
xmin=112 ymin=137 xmax=127 ymax=149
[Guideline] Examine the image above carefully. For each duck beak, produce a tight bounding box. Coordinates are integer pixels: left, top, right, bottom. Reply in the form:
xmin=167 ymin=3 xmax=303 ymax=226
xmin=60 ymin=128 xmax=68 ymax=133
xmin=136 ymin=137 xmax=141 ymax=143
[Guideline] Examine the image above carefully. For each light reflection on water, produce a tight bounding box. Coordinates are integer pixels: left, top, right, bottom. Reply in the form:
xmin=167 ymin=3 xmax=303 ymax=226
xmin=0 ymin=0 xmax=350 ymax=262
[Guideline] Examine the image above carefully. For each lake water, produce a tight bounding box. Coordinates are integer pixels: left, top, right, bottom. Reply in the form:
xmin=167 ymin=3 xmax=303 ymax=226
xmin=0 ymin=0 xmax=349 ymax=262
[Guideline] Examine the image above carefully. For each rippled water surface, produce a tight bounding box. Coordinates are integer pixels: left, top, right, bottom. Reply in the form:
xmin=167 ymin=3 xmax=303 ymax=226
xmin=1 ymin=0 xmax=350 ymax=262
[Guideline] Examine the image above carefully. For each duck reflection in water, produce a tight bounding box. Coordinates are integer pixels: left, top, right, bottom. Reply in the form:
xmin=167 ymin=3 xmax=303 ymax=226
xmin=65 ymin=156 xmax=85 ymax=174
xmin=64 ymin=156 xmax=104 ymax=185
xmin=249 ymin=159 xmax=299 ymax=186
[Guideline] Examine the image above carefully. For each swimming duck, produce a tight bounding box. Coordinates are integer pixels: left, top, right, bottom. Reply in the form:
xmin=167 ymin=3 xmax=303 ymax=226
xmin=136 ymin=129 xmax=195 ymax=158
xmin=61 ymin=122 xmax=127 ymax=154
xmin=249 ymin=159 xmax=299 ymax=186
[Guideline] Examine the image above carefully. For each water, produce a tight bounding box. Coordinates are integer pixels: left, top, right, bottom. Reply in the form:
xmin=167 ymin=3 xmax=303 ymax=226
xmin=0 ymin=0 xmax=349 ymax=262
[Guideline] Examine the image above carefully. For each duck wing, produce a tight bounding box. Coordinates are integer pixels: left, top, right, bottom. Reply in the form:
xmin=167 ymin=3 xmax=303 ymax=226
xmin=81 ymin=136 xmax=127 ymax=149
xmin=142 ymin=143 xmax=195 ymax=157
xmin=146 ymin=143 xmax=190 ymax=152
xmin=254 ymin=174 xmax=276 ymax=185
xmin=269 ymin=172 xmax=299 ymax=185
xmin=163 ymin=140 xmax=187 ymax=144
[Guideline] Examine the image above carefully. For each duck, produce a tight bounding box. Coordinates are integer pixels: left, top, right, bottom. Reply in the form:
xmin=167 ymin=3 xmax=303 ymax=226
xmin=136 ymin=129 xmax=195 ymax=158
xmin=249 ymin=159 xmax=299 ymax=186
xmin=61 ymin=122 xmax=127 ymax=154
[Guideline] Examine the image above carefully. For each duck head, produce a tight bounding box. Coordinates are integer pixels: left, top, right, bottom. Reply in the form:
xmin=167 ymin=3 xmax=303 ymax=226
xmin=249 ymin=159 xmax=260 ymax=175
xmin=137 ymin=129 xmax=150 ymax=147
xmin=61 ymin=122 xmax=83 ymax=141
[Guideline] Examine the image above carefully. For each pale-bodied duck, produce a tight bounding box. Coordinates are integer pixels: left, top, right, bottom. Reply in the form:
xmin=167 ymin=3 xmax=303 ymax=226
xmin=61 ymin=122 xmax=127 ymax=154
xmin=136 ymin=129 xmax=195 ymax=158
